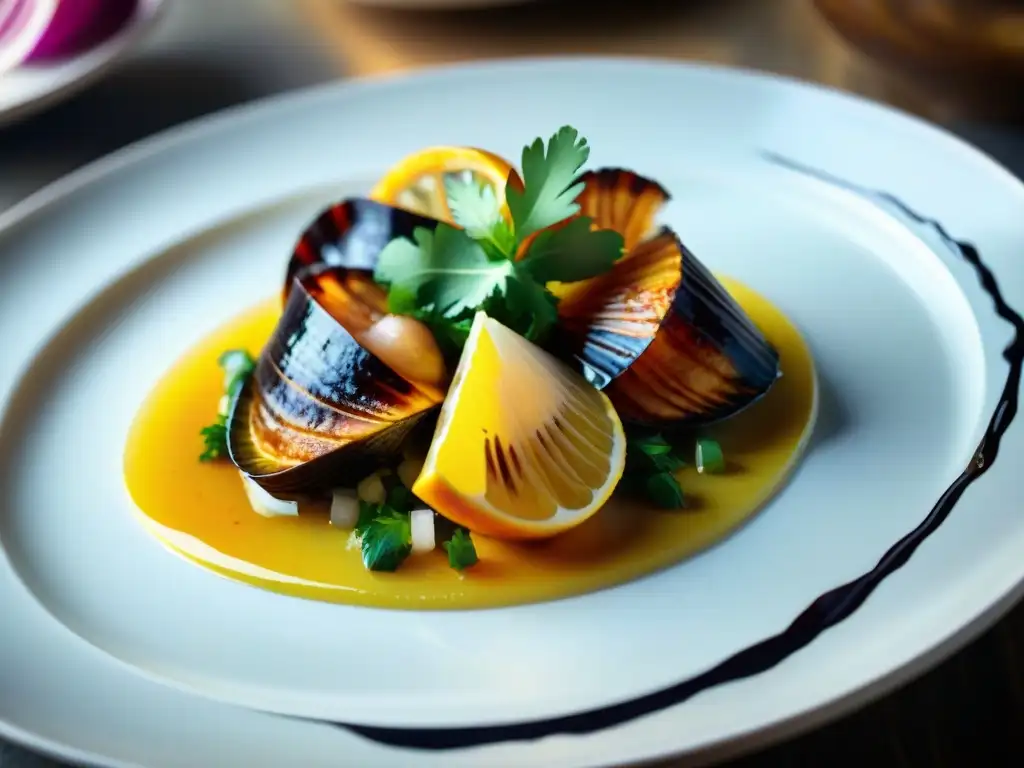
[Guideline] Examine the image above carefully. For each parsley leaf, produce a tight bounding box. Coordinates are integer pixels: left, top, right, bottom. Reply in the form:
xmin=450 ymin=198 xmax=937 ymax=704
xmin=415 ymin=311 xmax=475 ymax=360
xmin=217 ymin=349 xmax=256 ymax=398
xmin=355 ymin=500 xmax=378 ymax=537
xmin=444 ymin=176 xmax=516 ymax=259
xmin=506 ymin=126 xmax=590 ymax=243
xmin=494 ymin=276 xmax=560 ymax=343
xmin=199 ymin=415 xmax=228 ymax=462
xmin=443 ymin=528 xmax=478 ymax=571
xmin=360 ymin=506 xmax=412 ymax=572
xmin=199 ymin=349 xmax=256 ymax=462
xmin=375 ymin=224 xmax=515 ymax=319
xmin=520 ymin=217 xmax=623 ymax=284
xmin=623 ymin=432 xmax=689 ymax=508
xmin=645 ymin=472 xmax=686 ymax=510
xmin=385 ymin=481 xmax=414 ymax=513
xmin=375 ymin=127 xmax=627 ymax=352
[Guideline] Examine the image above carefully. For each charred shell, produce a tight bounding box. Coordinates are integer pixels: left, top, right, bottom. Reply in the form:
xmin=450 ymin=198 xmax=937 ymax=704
xmin=553 ymin=169 xmax=780 ymax=427
xmin=228 ymin=199 xmax=445 ymax=496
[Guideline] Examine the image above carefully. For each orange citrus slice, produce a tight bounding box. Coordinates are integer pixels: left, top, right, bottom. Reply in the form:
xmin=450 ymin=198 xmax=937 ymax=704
xmin=370 ymin=146 xmax=522 ymax=224
xmin=412 ymin=312 xmax=626 ymax=540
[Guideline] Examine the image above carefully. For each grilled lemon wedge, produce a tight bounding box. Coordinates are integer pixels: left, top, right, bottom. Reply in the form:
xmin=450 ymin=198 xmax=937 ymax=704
xmin=370 ymin=146 xmax=521 ymax=225
xmin=413 ymin=312 xmax=626 ymax=540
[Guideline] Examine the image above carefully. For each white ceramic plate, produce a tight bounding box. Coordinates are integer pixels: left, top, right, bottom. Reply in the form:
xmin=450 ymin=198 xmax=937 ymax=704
xmin=1 ymin=58 xmax=1022 ymax=768
xmin=0 ymin=0 xmax=166 ymax=127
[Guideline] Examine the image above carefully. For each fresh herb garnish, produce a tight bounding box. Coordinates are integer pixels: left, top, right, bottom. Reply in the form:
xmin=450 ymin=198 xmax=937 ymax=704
xmin=645 ymin=471 xmax=685 ymax=510
xmin=443 ymin=528 xmax=478 ymax=571
xmin=374 ymin=126 xmax=624 ymax=348
xmin=360 ymin=506 xmax=412 ymax=572
xmin=518 ymin=217 xmax=622 ymax=284
xmin=218 ymin=349 xmax=257 ymax=398
xmin=355 ymin=499 xmax=379 ymax=537
xmin=198 ymin=415 xmax=228 ymax=462
xmin=375 ymin=225 xmax=516 ymax=320
xmin=198 ymin=349 xmax=257 ymax=462
xmin=505 ymin=126 xmax=590 ymax=243
xmin=444 ymin=177 xmax=515 ymax=259
xmin=622 ymin=432 xmax=689 ymax=509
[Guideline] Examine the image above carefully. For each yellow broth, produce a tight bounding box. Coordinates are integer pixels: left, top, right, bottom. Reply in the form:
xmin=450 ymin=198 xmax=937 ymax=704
xmin=124 ymin=278 xmax=816 ymax=610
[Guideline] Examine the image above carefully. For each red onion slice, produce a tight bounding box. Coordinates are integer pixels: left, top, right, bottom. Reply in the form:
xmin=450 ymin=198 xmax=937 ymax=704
xmin=0 ymin=0 xmax=57 ymax=75
xmin=25 ymin=0 xmax=139 ymax=62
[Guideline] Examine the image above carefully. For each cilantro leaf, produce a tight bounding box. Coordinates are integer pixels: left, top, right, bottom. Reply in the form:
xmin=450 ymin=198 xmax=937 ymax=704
xmin=444 ymin=176 xmax=516 ymax=259
xmin=199 ymin=350 xmax=256 ymax=462
xmin=506 ymin=126 xmax=590 ymax=243
xmin=416 ymin=312 xmax=475 ymax=360
xmin=443 ymin=528 xmax=478 ymax=571
xmin=360 ymin=506 xmax=412 ymax=572
xmin=375 ymin=224 xmax=515 ymax=319
xmin=645 ymin=472 xmax=686 ymax=510
xmin=355 ymin=500 xmax=378 ymax=537
xmin=386 ymin=482 xmax=414 ymax=513
xmin=218 ymin=349 xmax=256 ymax=398
xmin=631 ymin=433 xmax=673 ymax=457
xmin=621 ymin=432 xmax=690 ymax=506
xmin=386 ymin=284 xmax=419 ymax=315
xmin=649 ymin=452 xmax=686 ymax=473
xmin=498 ymin=273 xmax=560 ymax=343
xmin=199 ymin=415 xmax=228 ymax=462
xmin=520 ymin=217 xmax=623 ymax=284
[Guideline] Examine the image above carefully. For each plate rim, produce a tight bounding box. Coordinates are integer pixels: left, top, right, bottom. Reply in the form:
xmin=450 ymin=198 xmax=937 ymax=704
xmin=1 ymin=55 xmax=1023 ymax=768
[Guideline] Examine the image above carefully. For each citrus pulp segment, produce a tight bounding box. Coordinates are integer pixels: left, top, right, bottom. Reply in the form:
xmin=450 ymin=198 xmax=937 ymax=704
xmin=369 ymin=146 xmax=521 ymax=224
xmin=412 ymin=312 xmax=627 ymax=540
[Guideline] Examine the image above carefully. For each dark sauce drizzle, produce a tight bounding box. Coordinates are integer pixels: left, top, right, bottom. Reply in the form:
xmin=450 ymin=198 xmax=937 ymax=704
xmin=326 ymin=155 xmax=1024 ymax=751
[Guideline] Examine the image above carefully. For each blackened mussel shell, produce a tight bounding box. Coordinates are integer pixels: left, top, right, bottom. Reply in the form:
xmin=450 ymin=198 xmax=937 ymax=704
xmin=554 ymin=169 xmax=780 ymax=427
xmin=228 ymin=199 xmax=445 ymax=496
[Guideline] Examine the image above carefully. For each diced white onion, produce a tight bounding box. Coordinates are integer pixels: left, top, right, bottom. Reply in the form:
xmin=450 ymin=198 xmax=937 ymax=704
xmin=240 ymin=473 xmax=298 ymax=518
xmin=410 ymin=508 xmax=435 ymax=554
xmin=397 ymin=457 xmax=424 ymax=489
xmin=356 ymin=473 xmax=387 ymax=505
xmin=330 ymin=489 xmax=360 ymax=529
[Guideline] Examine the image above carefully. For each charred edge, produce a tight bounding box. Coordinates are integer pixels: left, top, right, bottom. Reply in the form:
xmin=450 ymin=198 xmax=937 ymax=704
xmin=671 ymin=235 xmax=781 ymax=422
xmin=314 ymin=154 xmax=1023 ymax=751
xmin=283 ymin=198 xmax=444 ymax=293
xmin=577 ymin=167 xmax=673 ymax=202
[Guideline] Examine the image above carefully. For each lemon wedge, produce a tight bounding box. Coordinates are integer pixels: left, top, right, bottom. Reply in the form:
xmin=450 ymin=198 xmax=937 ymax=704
xmin=370 ymin=146 xmax=522 ymax=225
xmin=412 ymin=312 xmax=626 ymax=540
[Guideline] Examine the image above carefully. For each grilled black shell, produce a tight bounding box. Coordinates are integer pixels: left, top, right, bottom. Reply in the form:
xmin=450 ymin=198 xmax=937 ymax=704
xmin=227 ymin=198 xmax=445 ymax=496
xmin=553 ymin=169 xmax=780 ymax=427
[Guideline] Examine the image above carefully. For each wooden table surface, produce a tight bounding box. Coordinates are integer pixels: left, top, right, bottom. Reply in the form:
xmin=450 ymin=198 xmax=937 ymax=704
xmin=294 ymin=0 xmax=1024 ymax=765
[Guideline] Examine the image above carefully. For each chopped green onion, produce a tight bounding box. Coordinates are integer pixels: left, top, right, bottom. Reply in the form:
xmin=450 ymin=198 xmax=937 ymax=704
xmin=695 ymin=438 xmax=725 ymax=474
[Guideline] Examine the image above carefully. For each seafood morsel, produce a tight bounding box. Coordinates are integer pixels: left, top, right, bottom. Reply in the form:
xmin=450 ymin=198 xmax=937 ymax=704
xmin=554 ymin=169 xmax=781 ymax=426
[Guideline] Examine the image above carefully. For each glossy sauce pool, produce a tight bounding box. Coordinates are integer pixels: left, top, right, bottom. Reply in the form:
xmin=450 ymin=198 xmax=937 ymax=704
xmin=124 ymin=278 xmax=817 ymax=610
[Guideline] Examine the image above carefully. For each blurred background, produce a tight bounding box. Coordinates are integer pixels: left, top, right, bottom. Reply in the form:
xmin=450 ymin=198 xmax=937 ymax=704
xmin=1 ymin=0 xmax=1023 ymax=766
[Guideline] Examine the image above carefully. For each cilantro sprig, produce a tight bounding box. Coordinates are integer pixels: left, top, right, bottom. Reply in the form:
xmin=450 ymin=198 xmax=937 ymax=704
xmin=621 ymin=433 xmax=729 ymax=508
xmin=198 ymin=349 xmax=256 ymax=462
xmin=622 ymin=432 xmax=689 ymax=510
xmin=374 ymin=126 xmax=623 ymax=349
xmin=357 ymin=501 xmax=413 ymax=572
xmin=443 ymin=528 xmax=478 ymax=571
xmin=355 ymin=477 xmax=479 ymax=572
